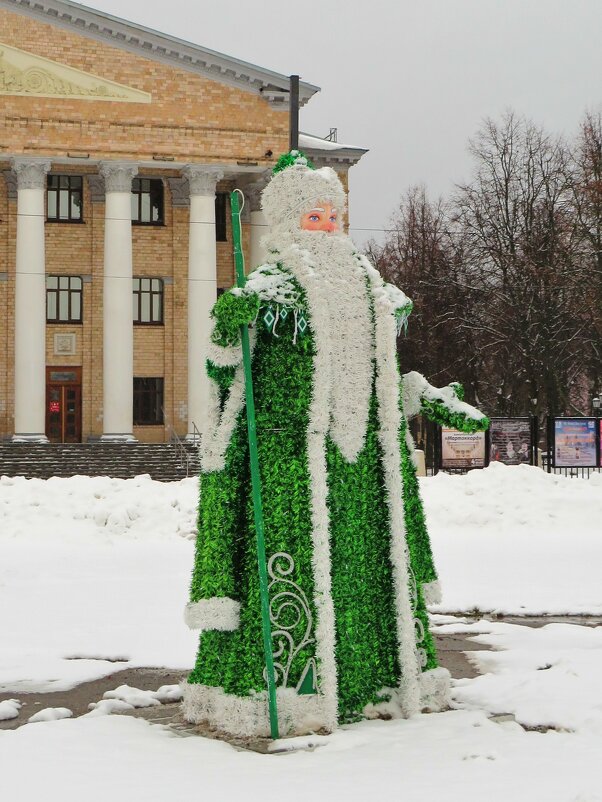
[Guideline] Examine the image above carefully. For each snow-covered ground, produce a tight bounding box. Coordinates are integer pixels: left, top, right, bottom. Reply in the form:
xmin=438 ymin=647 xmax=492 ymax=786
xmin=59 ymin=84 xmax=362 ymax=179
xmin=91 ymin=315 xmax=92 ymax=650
xmin=1 ymin=465 xmax=601 ymax=801
xmin=425 ymin=463 xmax=602 ymax=615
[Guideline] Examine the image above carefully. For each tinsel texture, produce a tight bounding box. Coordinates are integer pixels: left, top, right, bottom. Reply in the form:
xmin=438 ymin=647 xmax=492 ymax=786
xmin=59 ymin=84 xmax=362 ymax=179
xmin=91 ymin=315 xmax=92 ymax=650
xmin=184 ymin=165 xmax=489 ymax=737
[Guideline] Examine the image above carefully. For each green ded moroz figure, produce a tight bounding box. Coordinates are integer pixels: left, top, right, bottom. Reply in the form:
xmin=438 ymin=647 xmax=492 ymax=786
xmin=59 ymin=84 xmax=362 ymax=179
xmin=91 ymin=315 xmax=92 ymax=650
xmin=183 ymin=151 xmax=488 ymax=737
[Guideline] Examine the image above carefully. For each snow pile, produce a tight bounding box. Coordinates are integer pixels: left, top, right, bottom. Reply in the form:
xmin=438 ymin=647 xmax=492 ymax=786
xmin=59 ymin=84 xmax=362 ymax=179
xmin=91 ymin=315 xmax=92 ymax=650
xmin=154 ymin=685 xmax=183 ymax=702
xmin=28 ymin=707 xmax=73 ymax=724
xmin=434 ymin=618 xmax=602 ymax=734
xmin=0 ymin=699 xmax=22 ymax=721
xmin=85 ymin=684 xmax=182 ymax=717
xmin=86 ymin=699 xmax=137 ymax=717
xmin=0 ymin=475 xmax=199 ymax=694
xmin=0 ymin=474 xmax=198 ymax=542
xmin=423 ymin=463 xmax=602 ymax=615
xmin=103 ymin=685 xmax=161 ymax=708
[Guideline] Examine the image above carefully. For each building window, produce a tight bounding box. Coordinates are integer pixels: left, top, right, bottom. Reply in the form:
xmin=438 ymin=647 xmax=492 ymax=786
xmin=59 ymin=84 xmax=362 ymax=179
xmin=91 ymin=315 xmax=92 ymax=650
xmin=133 ymin=378 xmax=164 ymax=425
xmin=46 ymin=276 xmax=83 ymax=323
xmin=215 ymin=192 xmax=228 ymax=241
xmin=131 ymin=178 xmax=164 ymax=225
xmin=133 ymin=278 xmax=163 ymax=324
xmin=47 ymin=175 xmax=83 ymax=222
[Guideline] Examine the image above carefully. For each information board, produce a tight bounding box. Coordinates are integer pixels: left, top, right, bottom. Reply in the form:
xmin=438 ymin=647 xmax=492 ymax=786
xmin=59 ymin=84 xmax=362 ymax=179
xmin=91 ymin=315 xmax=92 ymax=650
xmin=489 ymin=418 xmax=533 ymax=465
xmin=441 ymin=428 xmax=486 ymax=469
xmin=553 ymin=418 xmax=597 ymax=468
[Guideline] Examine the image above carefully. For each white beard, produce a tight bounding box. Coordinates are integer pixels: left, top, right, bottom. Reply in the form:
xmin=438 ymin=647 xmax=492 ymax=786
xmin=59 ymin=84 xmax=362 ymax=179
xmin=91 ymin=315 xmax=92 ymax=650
xmin=263 ymin=230 xmax=375 ymax=462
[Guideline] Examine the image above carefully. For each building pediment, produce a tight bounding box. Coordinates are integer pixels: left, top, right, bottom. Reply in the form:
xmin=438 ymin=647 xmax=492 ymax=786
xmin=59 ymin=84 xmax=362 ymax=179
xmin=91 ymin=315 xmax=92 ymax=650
xmin=0 ymin=0 xmax=319 ymax=106
xmin=0 ymin=41 xmax=151 ymax=101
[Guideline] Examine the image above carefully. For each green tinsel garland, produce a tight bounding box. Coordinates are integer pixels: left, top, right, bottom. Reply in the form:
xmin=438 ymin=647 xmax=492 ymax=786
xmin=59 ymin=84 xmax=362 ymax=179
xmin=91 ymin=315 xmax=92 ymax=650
xmin=420 ymin=394 xmax=490 ymax=433
xmin=205 ymin=360 xmax=236 ymax=391
xmin=272 ymin=150 xmax=315 ymax=174
xmin=210 ymin=291 xmax=260 ymax=347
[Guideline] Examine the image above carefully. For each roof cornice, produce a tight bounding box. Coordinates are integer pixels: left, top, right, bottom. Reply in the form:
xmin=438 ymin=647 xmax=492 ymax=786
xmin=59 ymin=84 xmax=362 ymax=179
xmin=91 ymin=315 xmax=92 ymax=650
xmin=298 ymin=134 xmax=369 ymax=168
xmin=0 ymin=0 xmax=320 ymax=107
xmin=305 ymin=146 xmax=368 ymax=168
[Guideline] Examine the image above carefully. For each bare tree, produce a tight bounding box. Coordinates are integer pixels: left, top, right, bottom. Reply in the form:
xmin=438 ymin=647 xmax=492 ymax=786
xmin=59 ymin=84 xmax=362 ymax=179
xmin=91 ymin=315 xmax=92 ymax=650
xmin=370 ymin=111 xmax=597 ymax=420
xmin=369 ymin=187 xmax=483 ymax=401
xmin=569 ymin=110 xmax=602 ymax=403
xmin=453 ymin=112 xmax=586 ymax=417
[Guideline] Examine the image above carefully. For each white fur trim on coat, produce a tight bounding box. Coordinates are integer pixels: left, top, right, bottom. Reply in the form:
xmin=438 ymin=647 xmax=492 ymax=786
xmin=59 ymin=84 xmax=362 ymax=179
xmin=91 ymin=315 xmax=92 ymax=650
xmin=182 ymin=683 xmax=332 ymax=738
xmin=265 ymin=232 xmax=374 ymax=463
xmin=363 ymin=668 xmax=450 ymax=719
xmin=364 ymin=256 xmax=422 ymax=717
xmin=205 ymin=340 xmax=243 ymax=368
xmin=199 ymin=331 xmax=257 ymax=473
xmin=184 ymin=597 xmax=241 ymax=631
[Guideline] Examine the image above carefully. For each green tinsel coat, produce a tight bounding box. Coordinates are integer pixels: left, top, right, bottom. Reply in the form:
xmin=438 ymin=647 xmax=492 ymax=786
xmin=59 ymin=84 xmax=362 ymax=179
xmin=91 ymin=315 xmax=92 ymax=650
xmin=185 ymin=266 xmax=489 ymax=727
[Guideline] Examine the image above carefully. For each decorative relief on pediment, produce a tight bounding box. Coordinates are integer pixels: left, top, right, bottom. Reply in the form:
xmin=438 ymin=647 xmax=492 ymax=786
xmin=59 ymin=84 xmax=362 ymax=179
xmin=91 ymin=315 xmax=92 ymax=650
xmin=0 ymin=42 xmax=151 ymax=103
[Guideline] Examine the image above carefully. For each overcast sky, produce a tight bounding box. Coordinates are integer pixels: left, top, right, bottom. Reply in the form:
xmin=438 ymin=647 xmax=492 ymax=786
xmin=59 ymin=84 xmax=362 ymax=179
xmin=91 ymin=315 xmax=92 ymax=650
xmin=89 ymin=0 xmax=602 ymax=246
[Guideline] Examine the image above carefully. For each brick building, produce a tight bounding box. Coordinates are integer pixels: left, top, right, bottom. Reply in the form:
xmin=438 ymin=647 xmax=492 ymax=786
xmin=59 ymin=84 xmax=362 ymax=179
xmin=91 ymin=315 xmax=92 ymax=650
xmin=0 ymin=0 xmax=366 ymax=443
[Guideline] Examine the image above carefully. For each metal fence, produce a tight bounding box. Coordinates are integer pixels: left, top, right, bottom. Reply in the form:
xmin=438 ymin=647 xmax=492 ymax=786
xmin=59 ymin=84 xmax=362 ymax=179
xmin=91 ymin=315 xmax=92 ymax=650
xmin=417 ymin=416 xmax=602 ymax=479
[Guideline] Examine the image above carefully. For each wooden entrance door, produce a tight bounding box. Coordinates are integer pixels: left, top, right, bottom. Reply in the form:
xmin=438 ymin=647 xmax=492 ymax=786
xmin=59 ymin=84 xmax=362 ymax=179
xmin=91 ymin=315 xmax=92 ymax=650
xmin=46 ymin=368 xmax=82 ymax=443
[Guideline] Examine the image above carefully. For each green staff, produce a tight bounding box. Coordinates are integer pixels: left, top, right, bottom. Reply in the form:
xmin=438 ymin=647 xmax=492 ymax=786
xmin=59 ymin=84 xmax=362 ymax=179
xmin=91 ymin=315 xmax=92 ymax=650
xmin=230 ymin=189 xmax=280 ymax=740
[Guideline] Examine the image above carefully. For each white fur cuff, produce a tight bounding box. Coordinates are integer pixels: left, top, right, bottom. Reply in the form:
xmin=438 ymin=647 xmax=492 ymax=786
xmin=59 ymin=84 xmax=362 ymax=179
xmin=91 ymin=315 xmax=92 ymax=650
xmin=206 ymin=340 xmax=243 ymax=368
xmin=184 ymin=597 xmax=241 ymax=631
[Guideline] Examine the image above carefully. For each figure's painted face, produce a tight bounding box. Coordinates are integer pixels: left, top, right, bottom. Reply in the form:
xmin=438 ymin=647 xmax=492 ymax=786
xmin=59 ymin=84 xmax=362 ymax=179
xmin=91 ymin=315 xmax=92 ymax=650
xmin=300 ymin=202 xmax=339 ymax=233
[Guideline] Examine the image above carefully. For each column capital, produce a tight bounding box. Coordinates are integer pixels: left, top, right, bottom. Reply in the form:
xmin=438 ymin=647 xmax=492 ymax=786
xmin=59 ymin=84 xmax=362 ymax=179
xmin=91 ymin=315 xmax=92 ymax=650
xmin=182 ymin=165 xmax=224 ymax=197
xmin=10 ymin=157 xmax=51 ymax=190
xmin=99 ymin=161 xmax=138 ymax=193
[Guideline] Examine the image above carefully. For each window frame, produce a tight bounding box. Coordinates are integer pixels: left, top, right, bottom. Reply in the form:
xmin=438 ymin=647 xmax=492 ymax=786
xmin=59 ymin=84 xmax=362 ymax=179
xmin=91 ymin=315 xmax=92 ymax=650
xmin=46 ymin=275 xmax=83 ymax=324
xmin=133 ymin=377 xmax=164 ymax=426
xmin=46 ymin=174 xmax=84 ymax=224
xmin=132 ymin=277 xmax=164 ymax=326
xmin=131 ymin=177 xmax=164 ymax=226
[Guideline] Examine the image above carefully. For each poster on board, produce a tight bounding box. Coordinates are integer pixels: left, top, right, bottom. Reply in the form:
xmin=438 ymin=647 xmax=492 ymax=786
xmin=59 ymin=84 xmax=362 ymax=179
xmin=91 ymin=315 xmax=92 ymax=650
xmin=489 ymin=418 xmax=532 ymax=465
xmin=553 ymin=418 xmax=597 ymax=467
xmin=441 ymin=428 xmax=486 ymax=469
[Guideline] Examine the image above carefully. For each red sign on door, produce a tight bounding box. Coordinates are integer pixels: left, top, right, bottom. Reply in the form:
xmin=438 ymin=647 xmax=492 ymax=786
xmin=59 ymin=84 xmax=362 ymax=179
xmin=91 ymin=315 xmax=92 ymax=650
xmin=49 ymin=400 xmax=60 ymax=413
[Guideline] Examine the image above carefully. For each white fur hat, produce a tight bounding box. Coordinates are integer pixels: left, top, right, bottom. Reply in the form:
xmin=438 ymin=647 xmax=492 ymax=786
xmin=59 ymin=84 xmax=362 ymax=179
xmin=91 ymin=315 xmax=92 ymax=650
xmin=261 ymin=151 xmax=347 ymax=233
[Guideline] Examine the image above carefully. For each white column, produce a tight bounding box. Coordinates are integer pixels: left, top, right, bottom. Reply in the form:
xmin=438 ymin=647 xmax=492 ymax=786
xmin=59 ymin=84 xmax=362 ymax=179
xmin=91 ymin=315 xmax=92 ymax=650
xmin=183 ymin=165 xmax=223 ymax=439
xmin=248 ymin=187 xmax=268 ymax=268
xmin=99 ymin=162 xmax=137 ymax=441
xmin=11 ymin=157 xmax=51 ymax=442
